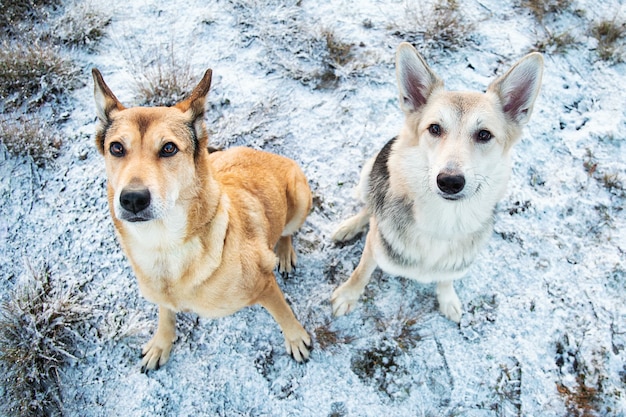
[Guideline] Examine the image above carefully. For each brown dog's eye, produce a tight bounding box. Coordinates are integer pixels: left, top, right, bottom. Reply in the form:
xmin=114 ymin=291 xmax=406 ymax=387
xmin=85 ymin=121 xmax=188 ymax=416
xmin=476 ymin=130 xmax=493 ymax=143
xmin=428 ymin=124 xmax=442 ymax=136
xmin=159 ymin=142 xmax=178 ymax=157
xmin=109 ymin=142 xmax=125 ymax=157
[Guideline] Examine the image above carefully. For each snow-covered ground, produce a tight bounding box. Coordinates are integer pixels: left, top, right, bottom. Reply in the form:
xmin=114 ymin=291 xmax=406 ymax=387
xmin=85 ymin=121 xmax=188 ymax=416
xmin=1 ymin=0 xmax=625 ymax=415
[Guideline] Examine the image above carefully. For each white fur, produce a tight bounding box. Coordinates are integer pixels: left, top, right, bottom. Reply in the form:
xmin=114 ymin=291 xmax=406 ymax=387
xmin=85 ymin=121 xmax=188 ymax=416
xmin=331 ymin=42 xmax=543 ymax=323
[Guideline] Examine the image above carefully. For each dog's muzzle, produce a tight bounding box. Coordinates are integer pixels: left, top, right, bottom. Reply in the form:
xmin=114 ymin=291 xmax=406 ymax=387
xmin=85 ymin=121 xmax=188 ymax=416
xmin=119 ymin=187 xmax=152 ymax=222
xmin=436 ymin=172 xmax=465 ymax=200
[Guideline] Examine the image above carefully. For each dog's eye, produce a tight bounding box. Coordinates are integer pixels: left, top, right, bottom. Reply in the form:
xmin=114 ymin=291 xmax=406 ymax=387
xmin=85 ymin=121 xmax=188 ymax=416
xmin=160 ymin=142 xmax=178 ymax=157
xmin=428 ymin=124 xmax=442 ymax=136
xmin=476 ymin=130 xmax=493 ymax=143
xmin=109 ymin=142 xmax=125 ymax=157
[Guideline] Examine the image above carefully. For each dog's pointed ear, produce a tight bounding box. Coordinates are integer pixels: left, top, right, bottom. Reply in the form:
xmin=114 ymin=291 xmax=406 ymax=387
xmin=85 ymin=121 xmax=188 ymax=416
xmin=176 ymin=69 xmax=212 ymax=123
xmin=92 ymin=68 xmax=125 ymax=154
xmin=395 ymin=42 xmax=444 ymax=113
xmin=175 ymin=69 xmax=212 ymax=150
xmin=488 ymin=52 xmax=543 ymax=125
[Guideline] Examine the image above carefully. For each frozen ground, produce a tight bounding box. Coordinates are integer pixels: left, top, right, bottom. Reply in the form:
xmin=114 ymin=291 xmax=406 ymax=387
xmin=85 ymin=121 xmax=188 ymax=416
xmin=1 ymin=0 xmax=625 ymax=415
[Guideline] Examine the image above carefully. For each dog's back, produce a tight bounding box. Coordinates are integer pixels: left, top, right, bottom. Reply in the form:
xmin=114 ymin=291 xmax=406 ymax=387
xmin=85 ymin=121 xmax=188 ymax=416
xmin=209 ymin=147 xmax=311 ymax=248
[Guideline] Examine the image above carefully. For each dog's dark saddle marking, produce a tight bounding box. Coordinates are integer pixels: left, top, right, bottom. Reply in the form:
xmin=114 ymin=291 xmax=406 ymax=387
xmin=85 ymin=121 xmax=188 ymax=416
xmin=368 ymin=137 xmax=419 ymax=267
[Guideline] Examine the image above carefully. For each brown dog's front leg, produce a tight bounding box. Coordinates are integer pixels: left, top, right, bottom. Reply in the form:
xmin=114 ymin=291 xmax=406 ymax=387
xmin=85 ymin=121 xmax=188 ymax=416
xmin=141 ymin=306 xmax=176 ymax=372
xmin=257 ymin=278 xmax=312 ymax=362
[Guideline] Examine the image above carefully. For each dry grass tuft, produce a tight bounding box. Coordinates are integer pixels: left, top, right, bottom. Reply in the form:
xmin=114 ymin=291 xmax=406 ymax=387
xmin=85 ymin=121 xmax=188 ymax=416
xmin=392 ymin=0 xmax=474 ymax=55
xmin=125 ymin=42 xmax=195 ymax=107
xmin=521 ymin=0 xmax=573 ymax=21
xmin=52 ymin=0 xmax=113 ymax=49
xmin=533 ymin=29 xmax=577 ymax=54
xmin=0 ymin=263 xmax=89 ymax=417
xmin=0 ymin=38 xmax=78 ymax=110
xmin=590 ymin=19 xmax=626 ymax=62
xmin=0 ymin=112 xmax=62 ymax=166
xmin=0 ymin=0 xmax=60 ymax=35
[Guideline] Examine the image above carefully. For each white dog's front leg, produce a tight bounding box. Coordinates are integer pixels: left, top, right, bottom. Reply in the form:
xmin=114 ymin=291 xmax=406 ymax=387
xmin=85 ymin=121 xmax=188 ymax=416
xmin=331 ymin=230 xmax=378 ymax=316
xmin=436 ymin=281 xmax=462 ymax=323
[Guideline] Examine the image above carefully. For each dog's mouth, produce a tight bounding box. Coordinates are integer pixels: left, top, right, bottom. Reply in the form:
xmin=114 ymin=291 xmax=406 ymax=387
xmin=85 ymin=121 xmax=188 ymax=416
xmin=125 ymin=216 xmax=151 ymax=223
xmin=440 ymin=194 xmax=464 ymax=201
xmin=118 ymin=211 xmax=154 ymax=223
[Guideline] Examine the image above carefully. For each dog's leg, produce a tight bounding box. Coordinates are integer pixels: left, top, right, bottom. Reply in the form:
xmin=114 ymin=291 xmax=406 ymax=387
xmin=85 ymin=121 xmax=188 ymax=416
xmin=257 ymin=277 xmax=311 ymax=362
xmin=331 ymin=207 xmax=370 ymax=242
xmin=141 ymin=306 xmax=176 ymax=372
xmin=331 ymin=229 xmax=378 ymax=316
xmin=276 ymin=235 xmax=297 ymax=276
xmin=436 ymin=281 xmax=462 ymax=323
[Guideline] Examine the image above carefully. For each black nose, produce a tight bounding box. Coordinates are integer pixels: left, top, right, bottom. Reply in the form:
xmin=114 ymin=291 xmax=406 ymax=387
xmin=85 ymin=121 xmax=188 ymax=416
xmin=120 ymin=188 xmax=151 ymax=214
xmin=436 ymin=173 xmax=465 ymax=195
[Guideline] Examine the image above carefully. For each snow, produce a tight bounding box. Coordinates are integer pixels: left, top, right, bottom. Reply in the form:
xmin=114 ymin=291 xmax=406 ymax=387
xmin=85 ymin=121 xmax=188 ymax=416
xmin=1 ymin=0 xmax=625 ymax=415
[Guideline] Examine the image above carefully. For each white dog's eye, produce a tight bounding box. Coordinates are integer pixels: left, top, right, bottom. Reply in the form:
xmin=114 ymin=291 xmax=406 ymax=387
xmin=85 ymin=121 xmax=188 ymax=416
xmin=160 ymin=142 xmax=178 ymax=157
xmin=476 ymin=130 xmax=493 ymax=143
xmin=428 ymin=124 xmax=442 ymax=136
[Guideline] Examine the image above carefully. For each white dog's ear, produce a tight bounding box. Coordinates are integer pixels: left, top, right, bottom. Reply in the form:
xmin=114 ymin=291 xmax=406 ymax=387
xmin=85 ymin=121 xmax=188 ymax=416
xmin=488 ymin=53 xmax=543 ymax=125
xmin=92 ymin=69 xmax=126 ymax=154
xmin=395 ymin=42 xmax=444 ymax=113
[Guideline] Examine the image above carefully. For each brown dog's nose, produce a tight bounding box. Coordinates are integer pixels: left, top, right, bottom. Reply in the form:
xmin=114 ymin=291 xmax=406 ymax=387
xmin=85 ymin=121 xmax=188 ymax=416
xmin=436 ymin=173 xmax=465 ymax=195
xmin=120 ymin=188 xmax=151 ymax=214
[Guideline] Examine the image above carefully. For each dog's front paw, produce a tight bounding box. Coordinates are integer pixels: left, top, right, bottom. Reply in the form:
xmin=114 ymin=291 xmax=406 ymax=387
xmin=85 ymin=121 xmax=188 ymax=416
xmin=331 ymin=220 xmax=362 ymax=243
xmin=141 ymin=335 xmax=173 ymax=372
xmin=439 ymin=298 xmax=462 ymax=323
xmin=436 ymin=282 xmax=462 ymax=323
xmin=284 ymin=328 xmax=312 ymax=363
xmin=331 ymin=284 xmax=362 ymax=317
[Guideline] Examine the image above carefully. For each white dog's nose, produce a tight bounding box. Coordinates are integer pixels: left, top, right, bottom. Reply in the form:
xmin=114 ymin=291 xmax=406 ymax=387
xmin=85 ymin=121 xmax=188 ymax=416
xmin=436 ymin=173 xmax=465 ymax=195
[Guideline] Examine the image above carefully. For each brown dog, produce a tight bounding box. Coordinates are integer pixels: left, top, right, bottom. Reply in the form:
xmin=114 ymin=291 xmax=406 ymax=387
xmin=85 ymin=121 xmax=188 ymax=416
xmin=92 ymin=68 xmax=312 ymax=371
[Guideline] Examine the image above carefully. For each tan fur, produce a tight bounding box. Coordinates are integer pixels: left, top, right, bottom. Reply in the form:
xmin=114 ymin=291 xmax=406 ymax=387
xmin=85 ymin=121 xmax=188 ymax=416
xmin=92 ymin=68 xmax=312 ymax=371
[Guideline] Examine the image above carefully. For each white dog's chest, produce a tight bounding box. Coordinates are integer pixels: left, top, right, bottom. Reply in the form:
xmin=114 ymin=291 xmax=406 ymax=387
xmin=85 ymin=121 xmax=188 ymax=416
xmin=371 ymin=219 xmax=491 ymax=283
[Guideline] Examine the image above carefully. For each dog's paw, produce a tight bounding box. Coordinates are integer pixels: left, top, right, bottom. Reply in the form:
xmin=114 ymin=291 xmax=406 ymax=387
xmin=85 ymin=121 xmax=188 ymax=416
xmin=276 ymin=236 xmax=297 ymax=276
xmin=436 ymin=281 xmax=462 ymax=323
xmin=140 ymin=336 xmax=173 ymax=373
xmin=284 ymin=328 xmax=312 ymax=363
xmin=438 ymin=292 xmax=462 ymax=323
xmin=331 ymin=284 xmax=361 ymax=317
xmin=331 ymin=220 xmax=361 ymax=243
xmin=440 ymin=300 xmax=462 ymax=323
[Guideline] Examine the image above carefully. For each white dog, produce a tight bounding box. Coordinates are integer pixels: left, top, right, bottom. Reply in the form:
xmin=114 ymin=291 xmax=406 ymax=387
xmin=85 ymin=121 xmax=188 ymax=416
xmin=331 ymin=43 xmax=543 ymax=322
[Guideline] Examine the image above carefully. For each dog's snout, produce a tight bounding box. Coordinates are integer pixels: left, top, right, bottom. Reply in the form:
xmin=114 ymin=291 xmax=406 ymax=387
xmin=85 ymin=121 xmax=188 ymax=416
xmin=436 ymin=173 xmax=465 ymax=196
xmin=120 ymin=188 xmax=151 ymax=214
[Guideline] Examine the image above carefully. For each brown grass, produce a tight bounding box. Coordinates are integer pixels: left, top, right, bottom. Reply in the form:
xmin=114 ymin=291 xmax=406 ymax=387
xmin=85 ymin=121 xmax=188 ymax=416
xmin=521 ymin=0 xmax=573 ymax=21
xmin=125 ymin=42 xmax=195 ymax=106
xmin=0 ymin=38 xmax=78 ymax=110
xmin=392 ymin=0 xmax=474 ymax=53
xmin=0 ymin=112 xmax=62 ymax=166
xmin=0 ymin=263 xmax=89 ymax=417
xmin=0 ymin=0 xmax=60 ymax=35
xmin=590 ymin=19 xmax=625 ymax=62
xmin=53 ymin=0 xmax=112 ymax=49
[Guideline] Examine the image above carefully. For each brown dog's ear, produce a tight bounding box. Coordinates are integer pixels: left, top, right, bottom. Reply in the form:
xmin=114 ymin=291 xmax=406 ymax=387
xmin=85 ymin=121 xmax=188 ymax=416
xmin=175 ymin=69 xmax=213 ymax=151
xmin=92 ymin=68 xmax=126 ymax=154
xmin=487 ymin=53 xmax=543 ymax=125
xmin=395 ymin=42 xmax=444 ymax=113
